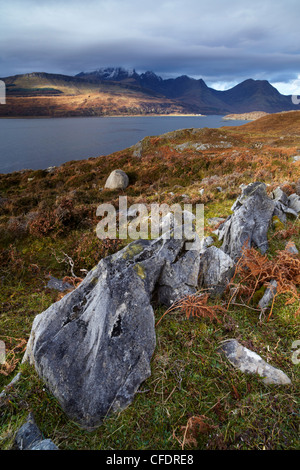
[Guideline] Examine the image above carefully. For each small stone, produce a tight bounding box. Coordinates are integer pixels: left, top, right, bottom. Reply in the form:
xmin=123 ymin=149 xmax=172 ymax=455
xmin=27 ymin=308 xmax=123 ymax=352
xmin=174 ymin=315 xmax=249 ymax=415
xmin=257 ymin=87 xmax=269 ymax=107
xmin=288 ymin=193 xmax=300 ymax=214
xmin=271 ymin=187 xmax=289 ymax=206
xmin=218 ymin=339 xmax=292 ymax=385
xmin=45 ymin=275 xmax=74 ymax=292
xmin=104 ymin=169 xmax=129 ymax=190
xmin=285 ymin=241 xmax=299 ymax=255
xmin=258 ymin=280 xmax=277 ymax=311
xmin=207 ymin=217 xmax=226 ymax=227
xmin=30 ymin=439 xmax=59 ymax=450
xmin=14 ymin=413 xmax=43 ymax=450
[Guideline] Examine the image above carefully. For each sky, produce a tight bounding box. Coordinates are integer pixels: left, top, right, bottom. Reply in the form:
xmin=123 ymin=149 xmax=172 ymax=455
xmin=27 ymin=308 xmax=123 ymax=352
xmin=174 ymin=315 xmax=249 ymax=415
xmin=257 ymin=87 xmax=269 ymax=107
xmin=0 ymin=0 xmax=300 ymax=95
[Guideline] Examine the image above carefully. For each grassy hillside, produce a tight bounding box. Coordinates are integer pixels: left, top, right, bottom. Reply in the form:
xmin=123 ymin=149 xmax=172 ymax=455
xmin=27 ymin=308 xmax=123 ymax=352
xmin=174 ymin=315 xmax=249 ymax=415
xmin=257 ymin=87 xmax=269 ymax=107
xmin=0 ymin=111 xmax=299 ymax=450
xmin=1 ymin=73 xmax=188 ymax=117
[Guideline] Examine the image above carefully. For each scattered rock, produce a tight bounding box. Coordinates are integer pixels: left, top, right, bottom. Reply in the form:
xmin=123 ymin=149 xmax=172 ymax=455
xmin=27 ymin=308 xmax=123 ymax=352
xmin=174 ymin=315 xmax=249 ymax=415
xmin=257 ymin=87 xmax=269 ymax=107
xmin=288 ymin=193 xmax=300 ymax=214
xmin=271 ymin=188 xmax=300 ymax=221
xmin=45 ymin=275 xmax=74 ymax=292
xmin=285 ymin=241 xmax=299 ymax=255
xmin=23 ymin=230 xmax=201 ymax=430
xmin=45 ymin=166 xmax=56 ymax=173
xmin=258 ymin=280 xmax=277 ymax=311
xmin=218 ymin=339 xmax=292 ymax=385
xmin=207 ymin=217 xmax=226 ymax=227
xmin=131 ymin=140 xmax=143 ymax=158
xmin=14 ymin=413 xmax=58 ymax=450
xmin=104 ymin=169 xmax=129 ymax=190
xmin=292 ymin=155 xmax=300 ymax=162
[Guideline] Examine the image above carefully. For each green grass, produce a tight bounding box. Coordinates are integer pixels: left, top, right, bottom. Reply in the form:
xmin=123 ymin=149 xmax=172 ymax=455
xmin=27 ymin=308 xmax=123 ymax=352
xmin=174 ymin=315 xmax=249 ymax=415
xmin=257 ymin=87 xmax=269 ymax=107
xmin=0 ymin=120 xmax=299 ymax=450
xmin=1 ymin=297 xmax=299 ymax=450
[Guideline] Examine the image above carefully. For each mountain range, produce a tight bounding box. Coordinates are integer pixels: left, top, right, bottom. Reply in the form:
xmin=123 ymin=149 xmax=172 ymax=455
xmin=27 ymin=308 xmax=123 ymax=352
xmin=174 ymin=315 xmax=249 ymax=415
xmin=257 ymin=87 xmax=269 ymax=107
xmin=0 ymin=67 xmax=298 ymax=117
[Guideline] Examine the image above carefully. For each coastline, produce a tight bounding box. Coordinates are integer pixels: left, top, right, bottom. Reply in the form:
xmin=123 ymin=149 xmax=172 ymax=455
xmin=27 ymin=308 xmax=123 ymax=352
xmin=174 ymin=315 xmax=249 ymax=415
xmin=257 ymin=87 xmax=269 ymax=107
xmin=0 ymin=113 xmax=207 ymax=119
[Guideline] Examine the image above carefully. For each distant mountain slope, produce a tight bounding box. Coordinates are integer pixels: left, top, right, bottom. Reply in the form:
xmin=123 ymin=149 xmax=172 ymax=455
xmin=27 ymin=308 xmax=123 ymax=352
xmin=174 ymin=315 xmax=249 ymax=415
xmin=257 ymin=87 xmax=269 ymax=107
xmin=213 ymin=79 xmax=297 ymax=113
xmin=0 ymin=68 xmax=298 ymax=117
xmin=232 ymin=110 xmax=300 ymax=135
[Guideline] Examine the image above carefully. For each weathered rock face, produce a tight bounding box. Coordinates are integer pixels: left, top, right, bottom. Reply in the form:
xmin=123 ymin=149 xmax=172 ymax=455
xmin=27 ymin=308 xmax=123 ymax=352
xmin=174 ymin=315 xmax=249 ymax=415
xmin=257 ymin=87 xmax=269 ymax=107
xmin=217 ymin=182 xmax=275 ymax=260
xmin=198 ymin=246 xmax=235 ymax=295
xmin=218 ymin=339 xmax=291 ymax=385
xmin=104 ymin=169 xmax=129 ymax=190
xmin=23 ymin=232 xmax=201 ymax=430
xmin=271 ymin=187 xmax=299 ymax=222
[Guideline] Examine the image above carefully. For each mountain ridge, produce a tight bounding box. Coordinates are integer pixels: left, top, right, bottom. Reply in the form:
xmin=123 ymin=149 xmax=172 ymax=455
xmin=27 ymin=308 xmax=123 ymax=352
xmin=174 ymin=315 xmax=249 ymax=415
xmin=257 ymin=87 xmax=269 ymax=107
xmin=0 ymin=68 xmax=298 ymax=117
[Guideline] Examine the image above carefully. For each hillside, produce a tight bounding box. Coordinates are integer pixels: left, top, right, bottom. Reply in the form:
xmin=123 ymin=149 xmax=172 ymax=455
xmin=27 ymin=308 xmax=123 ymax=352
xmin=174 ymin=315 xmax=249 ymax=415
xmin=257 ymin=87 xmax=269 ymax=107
xmin=0 ymin=111 xmax=299 ymax=450
xmin=0 ymin=72 xmax=188 ymax=117
xmin=0 ymin=69 xmax=298 ymax=117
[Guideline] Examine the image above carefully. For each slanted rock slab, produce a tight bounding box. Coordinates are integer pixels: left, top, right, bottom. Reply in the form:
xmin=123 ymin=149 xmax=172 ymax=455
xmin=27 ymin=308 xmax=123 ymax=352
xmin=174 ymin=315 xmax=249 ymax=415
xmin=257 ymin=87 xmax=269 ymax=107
xmin=23 ymin=232 xmax=201 ymax=430
xmin=218 ymin=339 xmax=291 ymax=385
xmin=219 ymin=182 xmax=275 ymax=260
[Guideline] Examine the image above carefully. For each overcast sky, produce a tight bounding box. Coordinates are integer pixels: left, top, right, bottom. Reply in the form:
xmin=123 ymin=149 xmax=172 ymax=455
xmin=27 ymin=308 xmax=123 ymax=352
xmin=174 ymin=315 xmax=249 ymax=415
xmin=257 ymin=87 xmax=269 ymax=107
xmin=1 ymin=0 xmax=300 ymax=94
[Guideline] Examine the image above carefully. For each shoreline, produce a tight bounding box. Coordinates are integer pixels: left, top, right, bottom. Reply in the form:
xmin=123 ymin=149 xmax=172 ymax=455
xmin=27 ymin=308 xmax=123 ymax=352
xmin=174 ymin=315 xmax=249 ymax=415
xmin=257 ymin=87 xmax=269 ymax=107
xmin=0 ymin=113 xmax=207 ymax=119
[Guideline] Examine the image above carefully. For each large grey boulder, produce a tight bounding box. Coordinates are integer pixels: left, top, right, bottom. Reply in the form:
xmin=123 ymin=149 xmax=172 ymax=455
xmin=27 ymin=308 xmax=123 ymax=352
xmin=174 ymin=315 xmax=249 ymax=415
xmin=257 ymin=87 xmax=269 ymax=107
xmin=104 ymin=169 xmax=129 ymax=190
xmin=218 ymin=182 xmax=275 ymax=260
xmin=218 ymin=339 xmax=291 ymax=385
xmin=23 ymin=231 xmax=201 ymax=430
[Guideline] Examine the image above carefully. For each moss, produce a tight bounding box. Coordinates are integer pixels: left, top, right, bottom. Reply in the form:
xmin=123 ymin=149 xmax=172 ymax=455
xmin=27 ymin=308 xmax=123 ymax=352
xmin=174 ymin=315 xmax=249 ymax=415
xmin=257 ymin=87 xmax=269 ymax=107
xmin=121 ymin=240 xmax=145 ymax=260
xmin=272 ymin=215 xmax=285 ymax=231
xmin=133 ymin=262 xmax=146 ymax=280
xmin=251 ymin=285 xmax=267 ymax=306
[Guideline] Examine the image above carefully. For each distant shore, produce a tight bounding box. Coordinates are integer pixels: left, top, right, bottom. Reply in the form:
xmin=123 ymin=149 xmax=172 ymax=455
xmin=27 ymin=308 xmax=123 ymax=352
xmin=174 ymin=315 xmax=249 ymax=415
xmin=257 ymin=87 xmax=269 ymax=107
xmin=0 ymin=113 xmax=207 ymax=119
xmin=223 ymin=111 xmax=269 ymax=121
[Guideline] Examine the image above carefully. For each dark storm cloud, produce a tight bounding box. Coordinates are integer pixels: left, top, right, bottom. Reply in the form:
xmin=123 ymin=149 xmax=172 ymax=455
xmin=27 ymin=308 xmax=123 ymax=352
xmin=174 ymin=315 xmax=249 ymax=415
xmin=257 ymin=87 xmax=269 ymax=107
xmin=1 ymin=0 xmax=300 ymax=93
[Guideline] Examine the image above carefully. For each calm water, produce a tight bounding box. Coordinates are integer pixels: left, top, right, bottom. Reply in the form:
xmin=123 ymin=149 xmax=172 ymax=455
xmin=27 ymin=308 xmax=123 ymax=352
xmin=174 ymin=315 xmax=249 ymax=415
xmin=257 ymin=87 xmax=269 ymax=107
xmin=0 ymin=115 xmax=249 ymax=174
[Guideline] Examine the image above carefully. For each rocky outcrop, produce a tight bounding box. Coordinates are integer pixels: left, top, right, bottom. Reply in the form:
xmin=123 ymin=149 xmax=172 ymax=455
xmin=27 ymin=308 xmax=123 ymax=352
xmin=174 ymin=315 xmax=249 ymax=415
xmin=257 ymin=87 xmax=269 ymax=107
xmin=20 ymin=181 xmax=297 ymax=432
xmin=271 ymin=187 xmax=299 ymax=222
xmin=104 ymin=169 xmax=129 ymax=190
xmin=216 ymin=182 xmax=275 ymax=260
xmin=198 ymin=246 xmax=235 ymax=295
xmin=23 ymin=230 xmax=201 ymax=430
xmin=218 ymin=339 xmax=291 ymax=385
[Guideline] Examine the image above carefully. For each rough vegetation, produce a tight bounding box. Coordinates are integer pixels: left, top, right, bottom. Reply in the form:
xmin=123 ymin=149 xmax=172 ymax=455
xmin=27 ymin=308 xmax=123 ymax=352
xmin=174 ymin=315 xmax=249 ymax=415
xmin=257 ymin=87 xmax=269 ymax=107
xmin=0 ymin=111 xmax=299 ymax=450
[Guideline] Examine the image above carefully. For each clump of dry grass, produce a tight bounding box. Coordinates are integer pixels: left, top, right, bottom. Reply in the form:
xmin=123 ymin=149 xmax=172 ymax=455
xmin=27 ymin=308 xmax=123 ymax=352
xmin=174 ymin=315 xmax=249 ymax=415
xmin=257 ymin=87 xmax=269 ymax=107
xmin=156 ymin=292 xmax=225 ymax=327
xmin=0 ymin=336 xmax=27 ymax=377
xmin=173 ymin=415 xmax=215 ymax=449
xmin=228 ymin=246 xmax=300 ymax=319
